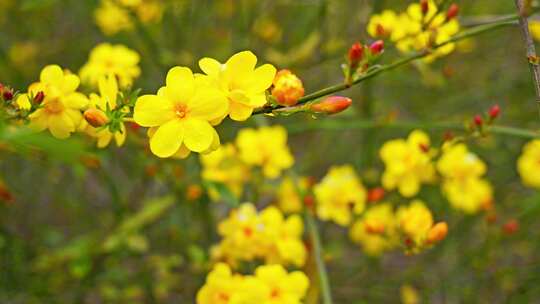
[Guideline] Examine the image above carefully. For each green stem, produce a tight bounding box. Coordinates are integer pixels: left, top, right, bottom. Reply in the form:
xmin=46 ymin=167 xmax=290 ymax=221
xmin=305 ymin=211 xmax=333 ymax=304
xmin=254 ymin=15 xmax=523 ymax=115
xmin=287 ymin=119 xmax=540 ymax=139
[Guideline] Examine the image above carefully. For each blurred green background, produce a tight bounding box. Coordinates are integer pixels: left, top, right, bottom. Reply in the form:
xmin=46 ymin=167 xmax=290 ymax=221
xmin=1 ymin=0 xmax=540 ymax=303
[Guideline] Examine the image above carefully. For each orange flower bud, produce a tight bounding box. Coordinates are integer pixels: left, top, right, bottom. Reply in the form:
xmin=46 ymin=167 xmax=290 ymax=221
xmin=367 ymin=187 xmax=385 ymax=203
xmin=420 ymin=0 xmax=429 ymax=15
xmin=271 ymin=69 xmax=305 ymax=106
xmin=310 ymin=96 xmax=352 ymax=115
xmin=446 ymin=4 xmax=459 ymax=20
xmin=426 ymin=222 xmax=448 ymax=244
xmin=84 ymin=108 xmax=109 ymax=128
xmin=186 ymin=184 xmax=203 ymax=201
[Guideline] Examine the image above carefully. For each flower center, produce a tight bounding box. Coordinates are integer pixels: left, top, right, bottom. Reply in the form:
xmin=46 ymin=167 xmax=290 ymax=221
xmin=271 ymin=288 xmax=280 ymax=299
xmin=44 ymin=98 xmax=64 ymax=114
xmin=174 ymin=103 xmax=188 ymax=119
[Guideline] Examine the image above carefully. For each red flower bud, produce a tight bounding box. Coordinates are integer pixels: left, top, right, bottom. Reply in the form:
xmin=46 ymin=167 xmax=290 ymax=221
xmin=446 ymin=3 xmax=459 ymax=20
xmin=502 ymin=219 xmax=519 ymax=235
xmin=310 ymin=96 xmax=352 ymax=115
xmin=489 ymin=104 xmax=500 ymax=119
xmin=369 ymin=40 xmax=384 ymax=55
xmin=34 ymin=91 xmax=45 ymax=104
xmin=420 ymin=0 xmax=429 ymax=15
xmin=348 ymin=42 xmax=364 ymax=67
xmin=473 ymin=115 xmax=483 ymax=127
xmin=367 ymin=187 xmax=385 ymax=203
xmin=2 ymin=89 xmax=13 ymax=101
xmin=303 ymin=195 xmax=314 ymax=208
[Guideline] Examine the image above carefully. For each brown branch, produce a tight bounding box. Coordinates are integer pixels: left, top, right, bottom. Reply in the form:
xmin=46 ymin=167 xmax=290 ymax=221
xmin=514 ymin=0 xmax=540 ymax=117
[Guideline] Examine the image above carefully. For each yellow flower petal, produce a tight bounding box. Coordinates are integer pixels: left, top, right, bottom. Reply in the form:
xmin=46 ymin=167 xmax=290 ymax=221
xmin=40 ymin=65 xmax=64 ymax=86
xmin=62 ymin=74 xmax=80 ymax=94
xmin=199 ymin=57 xmax=222 ymax=76
xmin=64 ymin=93 xmax=89 ymax=109
xmin=249 ymin=64 xmax=276 ymax=92
xmin=166 ymin=66 xmax=195 ymax=101
xmin=188 ymin=90 xmax=229 ymax=121
xmin=225 ymin=51 xmax=257 ymax=78
xmin=134 ymin=95 xmax=174 ymax=127
xmin=48 ymin=112 xmax=74 ymax=139
xmin=98 ymin=76 xmax=118 ymax=108
xmin=229 ymin=102 xmax=253 ymax=121
xmin=183 ymin=119 xmax=214 ymax=152
xmin=150 ymin=119 xmax=184 ymax=158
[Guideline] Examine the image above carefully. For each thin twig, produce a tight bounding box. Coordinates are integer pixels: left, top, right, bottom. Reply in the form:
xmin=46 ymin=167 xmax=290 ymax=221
xmin=286 ymin=119 xmax=540 ymax=139
xmin=305 ymin=210 xmax=333 ymax=304
xmin=254 ymin=13 xmax=526 ymax=115
xmin=514 ymin=0 xmax=540 ymax=118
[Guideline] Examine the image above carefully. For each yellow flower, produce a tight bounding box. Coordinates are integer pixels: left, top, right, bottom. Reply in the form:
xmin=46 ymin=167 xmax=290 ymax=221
xmin=530 ymin=21 xmax=540 ymax=41
xmin=367 ymin=10 xmax=399 ymax=38
xmin=199 ymin=51 xmax=276 ymax=121
xmin=380 ymin=130 xmax=435 ymax=197
xmin=18 ymin=65 xmax=88 ymax=139
xmin=236 ymin=126 xmax=294 ymax=178
xmin=437 ymin=144 xmax=493 ymax=213
xmin=400 ymin=284 xmax=420 ymax=304
xmin=82 ymin=76 xmax=127 ymax=148
xmin=276 ymin=176 xmax=309 ymax=214
xmin=134 ymin=66 xmax=228 ymax=158
xmin=314 ymin=165 xmax=367 ymax=226
xmin=196 ymin=263 xmax=265 ymax=304
xmin=518 ymin=139 xmax=540 ymax=188
xmin=200 ymin=143 xmax=251 ymax=200
xmin=350 ymin=203 xmax=397 ymax=256
xmin=94 ymin=0 xmax=133 ymax=36
xmin=271 ymin=69 xmax=305 ymax=106
xmin=79 ymin=43 xmax=141 ymax=88
xmin=255 ymin=264 xmax=309 ymax=304
xmin=212 ymin=203 xmax=306 ymax=267
xmin=135 ymin=0 xmax=164 ymax=24
xmin=396 ymin=200 xmax=447 ymax=253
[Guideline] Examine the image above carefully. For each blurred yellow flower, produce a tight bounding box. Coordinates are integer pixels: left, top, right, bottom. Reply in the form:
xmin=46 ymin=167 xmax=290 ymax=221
xmin=18 ymin=65 xmax=88 ymax=139
xmin=236 ymin=126 xmax=294 ymax=178
xmin=367 ymin=10 xmax=399 ymax=38
xmin=530 ymin=21 xmax=540 ymax=41
xmin=8 ymin=41 xmax=38 ymax=68
xmin=199 ymin=51 xmax=276 ymax=121
xmin=255 ymin=264 xmax=309 ymax=304
xmin=135 ymin=0 xmax=164 ymax=24
xmin=200 ymin=143 xmax=251 ymax=200
xmin=437 ymin=144 xmax=493 ymax=213
xmin=314 ymin=165 xmax=367 ymax=226
xmin=380 ymin=130 xmax=435 ymax=198
xmin=95 ymin=0 xmax=133 ymax=36
xmin=196 ymin=263 xmax=265 ymax=304
xmin=518 ymin=139 xmax=540 ymax=189
xmin=212 ymin=203 xmax=306 ymax=267
xmin=400 ymin=284 xmax=420 ymax=304
xmin=276 ymin=176 xmax=309 ymax=214
xmin=396 ymin=200 xmax=447 ymax=252
xmin=79 ymin=43 xmax=141 ymax=89
xmin=134 ymin=67 xmax=228 ymax=158
xmin=81 ymin=76 xmax=126 ymax=148
xmin=350 ymin=203 xmax=397 ymax=256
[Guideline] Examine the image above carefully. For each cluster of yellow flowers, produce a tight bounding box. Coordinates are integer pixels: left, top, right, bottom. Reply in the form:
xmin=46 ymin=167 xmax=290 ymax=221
xmin=350 ymin=200 xmax=448 ymax=255
xmin=517 ymin=139 xmax=540 ymax=189
xmin=15 ymin=43 xmax=141 ymax=147
xmin=200 ymin=126 xmax=294 ymax=201
xmin=367 ymin=0 xmax=460 ymax=62
xmin=437 ymin=143 xmax=493 ymax=213
xmin=95 ymin=0 xmax=164 ymax=36
xmin=197 ymin=263 xmax=309 ymax=304
xmin=276 ymin=176 xmax=310 ymax=214
xmin=211 ymin=203 xmax=307 ymax=268
xmin=134 ymin=51 xmax=277 ymax=158
xmin=379 ymin=130 xmax=436 ymax=198
xmin=313 ymin=165 xmax=367 ymax=226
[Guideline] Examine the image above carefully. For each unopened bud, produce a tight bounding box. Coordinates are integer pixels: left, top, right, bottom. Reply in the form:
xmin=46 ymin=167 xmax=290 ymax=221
xmin=426 ymin=222 xmax=448 ymax=244
xmin=420 ymin=0 xmax=429 ymax=15
xmin=348 ymin=42 xmax=364 ymax=67
xmin=2 ymin=89 xmax=13 ymax=101
xmin=84 ymin=108 xmax=109 ymax=127
xmin=310 ymin=96 xmax=352 ymax=115
xmin=271 ymin=69 xmax=305 ymax=106
xmin=446 ymin=4 xmax=459 ymax=20
xmin=367 ymin=187 xmax=385 ymax=203
xmin=473 ymin=115 xmax=483 ymax=127
xmin=502 ymin=219 xmax=519 ymax=235
xmin=489 ymin=104 xmax=500 ymax=119
xmin=34 ymin=91 xmax=45 ymax=104
xmin=303 ymin=195 xmax=314 ymax=208
xmin=419 ymin=143 xmax=430 ymax=153
xmin=369 ymin=40 xmax=384 ymax=55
